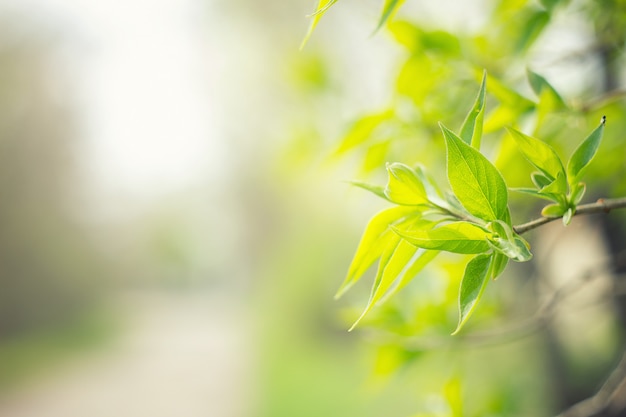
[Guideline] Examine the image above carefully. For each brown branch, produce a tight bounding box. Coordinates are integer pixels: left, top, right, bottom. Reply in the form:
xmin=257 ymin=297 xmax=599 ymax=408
xmin=514 ymin=197 xmax=626 ymax=235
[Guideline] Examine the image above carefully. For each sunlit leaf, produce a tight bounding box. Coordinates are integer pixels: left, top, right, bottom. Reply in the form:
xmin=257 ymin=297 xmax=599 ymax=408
xmin=375 ymin=0 xmax=405 ymax=32
xmin=337 ymin=206 xmax=417 ymax=298
xmin=539 ymin=170 xmax=568 ymax=197
xmin=506 ymin=126 xmax=565 ymax=180
xmin=383 ymin=249 xmax=439 ymax=298
xmin=566 ymin=116 xmax=606 ymax=184
xmin=441 ymin=123 xmax=510 ymax=222
xmin=393 ymin=221 xmax=490 ymax=254
xmin=531 ymin=172 xmax=552 ymax=189
xmin=510 ymin=187 xmax=559 ymax=202
xmin=384 ymin=162 xmax=430 ymax=205
xmin=459 ymin=70 xmax=487 ymax=149
xmin=301 ymin=0 xmax=339 ymax=49
xmin=541 ymin=203 xmax=565 ymax=217
xmin=349 ymin=237 xmax=415 ymax=330
xmin=334 ymin=110 xmax=394 ymax=155
xmin=346 ymin=180 xmax=388 ymax=201
xmin=453 ymin=253 xmax=493 ymax=334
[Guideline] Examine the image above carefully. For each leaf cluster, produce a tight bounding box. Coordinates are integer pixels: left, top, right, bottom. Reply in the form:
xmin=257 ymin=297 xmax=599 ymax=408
xmin=339 ymin=74 xmax=605 ymax=334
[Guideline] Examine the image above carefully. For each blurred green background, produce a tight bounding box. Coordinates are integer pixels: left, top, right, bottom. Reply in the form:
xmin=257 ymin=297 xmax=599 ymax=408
xmin=0 ymin=0 xmax=625 ymax=416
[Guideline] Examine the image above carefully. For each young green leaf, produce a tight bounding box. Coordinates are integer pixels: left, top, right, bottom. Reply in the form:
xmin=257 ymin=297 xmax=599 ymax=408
xmin=301 ymin=0 xmax=339 ymax=49
xmin=459 ymin=71 xmax=487 ymax=149
xmin=346 ymin=180 xmax=389 ymax=201
xmin=392 ymin=221 xmax=490 ymax=254
xmin=531 ymin=172 xmax=552 ymax=189
xmin=374 ymin=0 xmax=405 ymax=32
xmin=453 ymin=253 xmax=493 ymax=334
xmin=541 ymin=203 xmax=565 ymax=217
xmin=384 ymin=163 xmax=430 ymax=205
xmin=563 ymin=207 xmax=574 ymax=226
xmin=570 ymin=182 xmax=586 ymax=205
xmin=382 ymin=249 xmax=439 ymax=299
xmin=506 ymin=127 xmax=565 ymax=180
xmin=337 ymin=206 xmax=417 ymax=298
xmin=527 ymin=69 xmax=566 ymax=109
xmin=334 ymin=110 xmax=394 ymax=155
xmin=441 ymin=123 xmax=510 ymax=222
xmin=566 ymin=116 xmax=606 ymax=184
xmin=510 ymin=187 xmax=560 ymax=202
xmin=538 ymin=170 xmax=568 ymax=196
xmin=349 ymin=237 xmax=414 ymax=331
xmin=491 ymin=252 xmax=509 ymax=279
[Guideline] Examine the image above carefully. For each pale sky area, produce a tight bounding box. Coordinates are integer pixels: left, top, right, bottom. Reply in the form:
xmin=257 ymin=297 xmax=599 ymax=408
xmin=1 ymin=0 xmax=223 ymax=197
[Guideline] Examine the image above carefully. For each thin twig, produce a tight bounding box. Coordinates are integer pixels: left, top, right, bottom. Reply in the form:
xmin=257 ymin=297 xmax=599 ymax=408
xmin=514 ymin=197 xmax=626 ymax=235
xmin=556 ymin=350 xmax=626 ymax=417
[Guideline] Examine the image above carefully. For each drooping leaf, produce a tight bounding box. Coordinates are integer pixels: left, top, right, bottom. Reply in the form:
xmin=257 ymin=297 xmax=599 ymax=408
xmin=383 ymin=249 xmax=439 ymax=298
xmin=566 ymin=116 xmax=606 ymax=184
xmin=459 ymin=71 xmax=487 ymax=149
xmin=393 ymin=221 xmax=490 ymax=254
xmin=384 ymin=162 xmax=430 ymax=205
xmin=453 ymin=253 xmax=493 ymax=334
xmin=506 ymin=127 xmax=565 ymax=180
xmin=441 ymin=123 xmax=510 ymax=222
xmin=487 ymin=236 xmax=533 ymax=262
xmin=301 ymin=0 xmax=339 ymax=49
xmin=349 ymin=236 xmax=414 ymax=330
xmin=337 ymin=206 xmax=417 ymax=298
xmin=375 ymin=0 xmax=406 ymax=32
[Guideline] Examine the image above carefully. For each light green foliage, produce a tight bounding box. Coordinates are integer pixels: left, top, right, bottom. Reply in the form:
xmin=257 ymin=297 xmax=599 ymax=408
xmin=301 ymin=0 xmax=339 ymax=49
xmin=567 ymin=116 xmax=606 ymax=184
xmin=510 ymin=116 xmax=606 ymax=225
xmin=454 ymin=254 xmax=492 ymax=335
xmin=459 ymin=71 xmax=487 ymax=149
xmin=375 ymin=0 xmax=406 ymax=32
xmin=339 ymin=79 xmax=539 ymax=332
xmin=442 ymin=124 xmax=509 ymax=223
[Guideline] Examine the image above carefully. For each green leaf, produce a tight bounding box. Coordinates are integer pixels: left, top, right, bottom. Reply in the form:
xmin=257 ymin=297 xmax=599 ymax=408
xmin=491 ymin=252 xmax=509 ymax=279
xmin=301 ymin=0 xmax=339 ymax=49
xmin=563 ymin=207 xmax=574 ymax=226
xmin=337 ymin=206 xmax=417 ymax=298
xmin=346 ymin=180 xmax=388 ymax=201
xmin=334 ymin=110 xmax=394 ymax=155
xmin=506 ymin=127 xmax=565 ymax=180
xmin=566 ymin=116 xmax=606 ymax=184
xmin=375 ymin=0 xmax=405 ymax=32
xmin=539 ymin=171 xmax=568 ymax=197
xmin=349 ymin=237 xmax=414 ymax=330
xmin=384 ymin=162 xmax=430 ymax=205
xmin=383 ymin=249 xmax=439 ymax=298
xmin=459 ymin=70 xmax=487 ymax=149
xmin=453 ymin=253 xmax=493 ymax=334
xmin=527 ymin=69 xmax=566 ymax=109
xmin=570 ymin=182 xmax=586 ymax=205
xmin=510 ymin=187 xmax=560 ymax=202
xmin=393 ymin=221 xmax=490 ymax=254
xmin=541 ymin=203 xmax=565 ymax=217
xmin=531 ymin=172 xmax=552 ymax=189
xmin=441 ymin=123 xmax=510 ymax=222
xmin=486 ymin=220 xmax=532 ymax=262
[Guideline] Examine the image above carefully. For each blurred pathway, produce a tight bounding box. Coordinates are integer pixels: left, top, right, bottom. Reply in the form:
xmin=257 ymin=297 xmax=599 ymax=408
xmin=0 ymin=291 xmax=252 ymax=417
